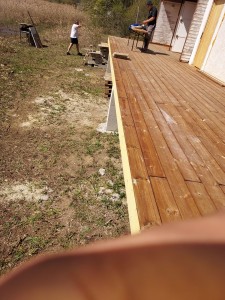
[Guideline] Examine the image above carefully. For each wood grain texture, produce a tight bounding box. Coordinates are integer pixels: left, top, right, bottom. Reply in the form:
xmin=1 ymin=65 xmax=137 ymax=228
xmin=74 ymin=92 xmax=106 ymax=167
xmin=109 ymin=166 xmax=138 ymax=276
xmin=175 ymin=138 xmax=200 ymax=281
xmin=150 ymin=177 xmax=182 ymax=223
xmin=109 ymin=36 xmax=225 ymax=230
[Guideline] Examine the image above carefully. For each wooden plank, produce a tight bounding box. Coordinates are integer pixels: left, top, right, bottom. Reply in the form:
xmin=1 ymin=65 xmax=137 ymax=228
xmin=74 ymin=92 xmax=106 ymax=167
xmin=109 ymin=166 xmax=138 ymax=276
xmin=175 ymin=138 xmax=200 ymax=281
xmin=150 ymin=177 xmax=182 ymax=223
xmin=131 ymin=73 xmax=200 ymax=181
xmin=110 ymin=38 xmax=164 ymax=227
xmin=113 ymin=52 xmax=129 ymax=59
xmin=29 ymin=26 xmax=42 ymax=48
xmin=163 ymin=76 xmax=225 ymax=135
xmin=160 ymin=74 xmax=218 ymax=113
xmin=149 ymin=46 xmax=225 ymax=127
xmin=137 ymin=43 xmax=225 ymax=124
xmin=125 ymin=60 xmax=201 ymax=183
xmin=177 ymin=106 xmax=225 ymax=171
xmin=151 ymin=104 xmax=225 ymax=210
xmin=108 ymin=37 xmax=225 ymax=231
xmin=159 ymin=103 xmax=225 ymax=185
xmin=120 ymin=99 xmax=135 ymax=127
xmin=132 ymin=178 xmax=161 ymax=228
xmin=136 ymin=100 xmax=200 ymax=219
xmin=116 ymin=79 xmax=128 ymax=101
xmin=99 ymin=42 xmax=109 ymax=47
xmin=131 ymin=28 xmax=147 ymax=34
xmin=118 ymin=63 xmax=165 ymax=178
xmin=147 ymin=49 xmax=225 ymax=133
xmin=186 ymin=182 xmax=217 ymax=215
xmin=129 ymin=44 xmax=225 ymax=215
xmin=179 ymin=106 xmax=225 ymax=150
xmin=115 ymin=55 xmax=201 ymax=218
xmin=123 ymin=125 xmax=140 ymax=149
xmin=126 ymin=147 xmax=149 ymax=179
xmin=110 ymin=38 xmax=162 ymax=228
xmin=127 ymin=100 xmax=165 ymax=177
xmin=136 ymin=126 xmax=165 ymax=178
xmin=108 ymin=38 xmax=140 ymax=233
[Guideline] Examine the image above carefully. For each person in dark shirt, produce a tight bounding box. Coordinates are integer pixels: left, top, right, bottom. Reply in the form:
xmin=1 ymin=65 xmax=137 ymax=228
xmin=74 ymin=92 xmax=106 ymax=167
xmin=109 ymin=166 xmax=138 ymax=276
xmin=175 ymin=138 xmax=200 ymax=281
xmin=142 ymin=1 xmax=157 ymax=52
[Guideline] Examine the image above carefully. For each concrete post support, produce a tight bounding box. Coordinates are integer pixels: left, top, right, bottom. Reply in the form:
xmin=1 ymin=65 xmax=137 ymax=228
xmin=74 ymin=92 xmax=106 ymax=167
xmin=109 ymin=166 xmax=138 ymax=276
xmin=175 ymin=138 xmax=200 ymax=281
xmin=106 ymin=88 xmax=118 ymax=132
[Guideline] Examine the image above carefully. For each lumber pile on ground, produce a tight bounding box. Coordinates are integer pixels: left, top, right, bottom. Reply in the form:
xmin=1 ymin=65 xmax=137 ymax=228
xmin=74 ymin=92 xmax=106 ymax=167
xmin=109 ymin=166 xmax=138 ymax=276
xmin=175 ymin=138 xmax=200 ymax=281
xmin=84 ymin=43 xmax=109 ymax=67
xmin=104 ymin=66 xmax=112 ymax=99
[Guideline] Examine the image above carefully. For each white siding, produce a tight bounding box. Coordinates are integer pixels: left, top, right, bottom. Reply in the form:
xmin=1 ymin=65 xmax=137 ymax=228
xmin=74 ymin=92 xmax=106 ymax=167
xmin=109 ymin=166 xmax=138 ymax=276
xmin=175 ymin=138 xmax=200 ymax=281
xmin=152 ymin=1 xmax=181 ymax=45
xmin=203 ymin=15 xmax=225 ymax=84
xmin=180 ymin=0 xmax=208 ymax=62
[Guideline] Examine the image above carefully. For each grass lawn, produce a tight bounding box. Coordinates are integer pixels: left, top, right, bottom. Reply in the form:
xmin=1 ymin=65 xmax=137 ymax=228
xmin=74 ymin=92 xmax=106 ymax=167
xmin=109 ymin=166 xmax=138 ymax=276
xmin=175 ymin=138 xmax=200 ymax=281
xmin=0 ymin=28 xmax=129 ymax=275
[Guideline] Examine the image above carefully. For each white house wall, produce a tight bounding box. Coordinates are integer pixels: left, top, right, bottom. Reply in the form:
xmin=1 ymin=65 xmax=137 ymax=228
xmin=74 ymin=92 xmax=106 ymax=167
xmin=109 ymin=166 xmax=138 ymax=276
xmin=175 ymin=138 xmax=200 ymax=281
xmin=152 ymin=1 xmax=181 ymax=45
xmin=180 ymin=0 xmax=208 ymax=62
xmin=202 ymin=13 xmax=225 ymax=84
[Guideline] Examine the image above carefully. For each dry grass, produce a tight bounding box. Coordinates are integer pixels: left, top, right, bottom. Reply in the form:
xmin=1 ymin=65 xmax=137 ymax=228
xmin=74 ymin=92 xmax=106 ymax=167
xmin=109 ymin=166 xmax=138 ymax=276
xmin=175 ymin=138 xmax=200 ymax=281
xmin=0 ymin=1 xmax=128 ymax=276
xmin=41 ymin=23 xmax=104 ymax=49
xmin=0 ymin=0 xmax=85 ymax=26
xmin=0 ymin=0 xmax=104 ymax=47
xmin=0 ymin=32 xmax=129 ymax=275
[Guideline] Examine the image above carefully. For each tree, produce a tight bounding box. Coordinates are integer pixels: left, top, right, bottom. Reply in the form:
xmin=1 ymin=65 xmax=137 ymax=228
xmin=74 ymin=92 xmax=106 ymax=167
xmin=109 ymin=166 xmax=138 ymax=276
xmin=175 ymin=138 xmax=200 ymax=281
xmin=79 ymin=0 xmax=159 ymax=36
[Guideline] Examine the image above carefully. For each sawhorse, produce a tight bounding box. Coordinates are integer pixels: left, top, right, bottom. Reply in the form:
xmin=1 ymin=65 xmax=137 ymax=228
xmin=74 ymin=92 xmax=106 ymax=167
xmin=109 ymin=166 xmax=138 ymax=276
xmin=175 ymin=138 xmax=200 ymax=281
xmin=127 ymin=28 xmax=147 ymax=51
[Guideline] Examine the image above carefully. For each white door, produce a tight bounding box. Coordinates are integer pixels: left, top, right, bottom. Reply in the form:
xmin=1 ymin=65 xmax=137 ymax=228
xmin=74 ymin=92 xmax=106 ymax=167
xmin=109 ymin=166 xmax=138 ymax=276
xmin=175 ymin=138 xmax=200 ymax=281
xmin=171 ymin=1 xmax=197 ymax=53
xmin=203 ymin=14 xmax=225 ymax=84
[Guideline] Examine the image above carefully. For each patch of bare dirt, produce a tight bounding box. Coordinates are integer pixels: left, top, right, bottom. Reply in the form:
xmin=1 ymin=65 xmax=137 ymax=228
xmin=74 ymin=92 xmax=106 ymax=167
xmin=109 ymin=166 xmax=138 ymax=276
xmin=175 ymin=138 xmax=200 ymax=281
xmin=0 ymin=181 xmax=53 ymax=203
xmin=31 ymin=89 xmax=107 ymax=128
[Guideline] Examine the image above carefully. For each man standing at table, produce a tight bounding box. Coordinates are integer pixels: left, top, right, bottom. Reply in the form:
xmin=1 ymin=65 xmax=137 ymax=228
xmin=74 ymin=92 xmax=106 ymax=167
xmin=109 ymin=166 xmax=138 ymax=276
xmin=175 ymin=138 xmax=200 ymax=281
xmin=142 ymin=1 xmax=157 ymax=52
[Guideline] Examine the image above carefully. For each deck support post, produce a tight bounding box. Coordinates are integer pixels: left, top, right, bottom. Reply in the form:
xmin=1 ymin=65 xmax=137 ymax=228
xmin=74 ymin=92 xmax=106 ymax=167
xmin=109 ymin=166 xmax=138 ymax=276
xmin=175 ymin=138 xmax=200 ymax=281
xmin=106 ymin=88 xmax=118 ymax=132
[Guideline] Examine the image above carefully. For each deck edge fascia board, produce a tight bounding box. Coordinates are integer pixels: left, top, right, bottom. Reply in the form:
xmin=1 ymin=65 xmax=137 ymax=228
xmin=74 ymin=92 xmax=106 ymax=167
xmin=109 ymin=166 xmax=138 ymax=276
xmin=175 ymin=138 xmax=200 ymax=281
xmin=108 ymin=37 xmax=140 ymax=234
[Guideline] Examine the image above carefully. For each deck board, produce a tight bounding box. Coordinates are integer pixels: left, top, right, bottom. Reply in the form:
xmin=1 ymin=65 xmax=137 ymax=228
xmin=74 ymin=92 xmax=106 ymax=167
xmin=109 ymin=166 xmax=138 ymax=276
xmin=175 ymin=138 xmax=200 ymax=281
xmin=150 ymin=177 xmax=182 ymax=222
xmin=149 ymin=52 xmax=225 ymax=130
xmin=109 ymin=37 xmax=225 ymax=231
xmin=159 ymin=103 xmax=225 ymax=185
xmin=186 ymin=182 xmax=216 ymax=215
xmin=129 ymin=70 xmax=201 ymax=183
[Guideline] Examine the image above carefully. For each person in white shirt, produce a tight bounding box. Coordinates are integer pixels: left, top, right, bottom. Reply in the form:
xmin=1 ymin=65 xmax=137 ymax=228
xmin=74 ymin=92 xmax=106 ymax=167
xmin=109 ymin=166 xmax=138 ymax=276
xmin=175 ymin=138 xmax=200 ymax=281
xmin=67 ymin=21 xmax=82 ymax=56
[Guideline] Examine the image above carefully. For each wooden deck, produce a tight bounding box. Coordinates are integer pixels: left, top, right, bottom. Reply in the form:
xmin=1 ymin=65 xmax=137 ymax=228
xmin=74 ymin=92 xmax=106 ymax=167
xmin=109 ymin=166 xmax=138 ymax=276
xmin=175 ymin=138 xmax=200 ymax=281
xmin=108 ymin=36 xmax=225 ymax=233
